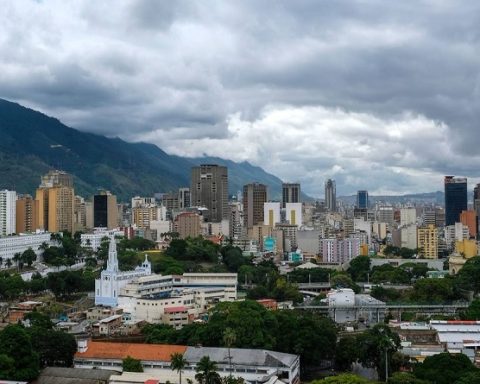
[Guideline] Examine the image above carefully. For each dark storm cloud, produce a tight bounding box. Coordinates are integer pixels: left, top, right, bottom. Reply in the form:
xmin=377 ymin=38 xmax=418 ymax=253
xmin=1 ymin=0 xmax=480 ymax=195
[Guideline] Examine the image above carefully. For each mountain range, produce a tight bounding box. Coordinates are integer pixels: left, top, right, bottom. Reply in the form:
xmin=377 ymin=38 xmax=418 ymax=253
xmin=0 ymin=98 xmax=289 ymax=201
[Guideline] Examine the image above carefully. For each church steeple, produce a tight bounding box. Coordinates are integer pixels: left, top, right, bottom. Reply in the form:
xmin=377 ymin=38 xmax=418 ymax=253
xmin=106 ymin=236 xmax=119 ymax=272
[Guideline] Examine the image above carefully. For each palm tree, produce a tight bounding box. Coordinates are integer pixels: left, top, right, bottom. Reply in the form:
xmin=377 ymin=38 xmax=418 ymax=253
xmin=171 ymin=352 xmax=188 ymax=384
xmin=12 ymin=252 xmax=21 ymax=271
xmin=195 ymin=356 xmax=221 ymax=384
xmin=5 ymin=258 xmax=12 ymax=269
xmin=223 ymin=328 xmax=236 ymax=374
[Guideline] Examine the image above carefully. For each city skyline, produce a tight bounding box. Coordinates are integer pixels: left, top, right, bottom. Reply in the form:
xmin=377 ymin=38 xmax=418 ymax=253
xmin=1 ymin=2 xmax=480 ymax=196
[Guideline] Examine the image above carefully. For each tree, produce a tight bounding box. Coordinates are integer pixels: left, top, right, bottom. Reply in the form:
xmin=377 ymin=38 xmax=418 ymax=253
xmin=455 ymin=256 xmax=480 ymax=293
xmin=21 ymin=248 xmax=37 ymax=267
xmin=335 ymin=336 xmax=359 ymax=371
xmin=171 ymin=352 xmax=188 ymax=384
xmin=27 ymin=327 xmax=77 ymax=368
xmin=413 ymin=352 xmax=477 ymax=384
xmin=387 ymin=372 xmax=430 ymax=384
xmin=223 ymin=328 xmax=236 ymax=373
xmin=356 ymin=324 xmax=401 ymax=382
xmin=24 ymin=311 xmax=53 ymax=329
xmin=462 ymin=298 xmax=480 ymax=320
xmin=0 ymin=325 xmax=39 ymax=381
xmin=0 ymin=354 xmax=15 ymax=379
xmin=122 ymin=356 xmax=144 ymax=372
xmin=348 ymin=256 xmax=371 ymax=282
xmin=331 ymin=273 xmax=360 ymax=293
xmin=311 ymin=373 xmax=376 ymax=383
xmin=454 ymin=371 xmax=480 ymax=384
xmin=195 ymin=356 xmax=221 ymax=384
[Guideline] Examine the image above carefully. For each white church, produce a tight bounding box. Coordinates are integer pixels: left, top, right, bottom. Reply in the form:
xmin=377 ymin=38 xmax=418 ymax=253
xmin=95 ymin=237 xmax=152 ymax=307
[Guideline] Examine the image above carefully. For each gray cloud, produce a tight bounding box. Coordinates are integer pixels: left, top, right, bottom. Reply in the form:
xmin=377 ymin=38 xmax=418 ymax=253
xmin=1 ymin=0 xmax=480 ymax=195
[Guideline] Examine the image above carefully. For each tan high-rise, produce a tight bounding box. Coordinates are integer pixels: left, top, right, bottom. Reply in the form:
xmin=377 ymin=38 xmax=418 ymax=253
xmin=36 ymin=171 xmax=75 ymax=233
xmin=417 ymin=224 xmax=438 ymax=259
xmin=16 ymin=195 xmax=40 ymax=233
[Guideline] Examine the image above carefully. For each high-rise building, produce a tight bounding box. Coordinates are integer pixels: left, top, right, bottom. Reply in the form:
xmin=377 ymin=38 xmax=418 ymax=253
xmin=264 ymin=202 xmax=281 ymax=227
xmin=174 ymin=212 xmax=202 ymax=239
xmin=229 ymin=202 xmax=243 ymax=240
xmin=417 ymin=224 xmax=438 ymax=259
xmin=178 ymin=188 xmax=191 ymax=209
xmin=243 ymin=183 xmax=267 ymax=228
xmin=16 ymin=194 xmax=39 ymax=233
xmin=356 ymin=190 xmax=369 ymax=209
xmin=460 ymin=210 xmax=477 ymax=239
xmin=400 ymin=208 xmax=417 ymax=227
xmin=74 ymin=196 xmax=87 ymax=232
xmin=94 ymin=191 xmax=118 ymax=229
xmin=36 ymin=171 xmax=75 ymax=233
xmin=282 ymin=183 xmax=300 ymax=208
xmin=0 ymin=190 xmax=17 ymax=236
xmin=325 ymin=179 xmax=336 ymax=212
xmin=191 ymin=165 xmax=228 ymax=222
xmin=444 ymin=176 xmax=467 ymax=226
xmin=285 ymin=203 xmax=302 ymax=226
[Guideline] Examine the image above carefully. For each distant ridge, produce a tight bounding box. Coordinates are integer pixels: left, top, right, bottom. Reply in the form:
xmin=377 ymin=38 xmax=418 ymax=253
xmin=0 ymin=98 xmax=295 ymax=201
xmin=338 ymin=191 xmax=445 ymax=206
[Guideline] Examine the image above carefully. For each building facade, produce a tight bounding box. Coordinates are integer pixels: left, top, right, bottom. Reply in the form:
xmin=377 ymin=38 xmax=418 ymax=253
xmin=324 ymin=179 xmax=336 ymax=212
xmin=0 ymin=190 xmax=17 ymax=236
xmin=191 ymin=165 xmax=228 ymax=222
xmin=282 ymin=183 xmax=300 ymax=208
xmin=445 ymin=176 xmax=467 ymax=226
xmin=94 ymin=191 xmax=118 ymax=229
xmin=243 ymin=183 xmax=267 ymax=228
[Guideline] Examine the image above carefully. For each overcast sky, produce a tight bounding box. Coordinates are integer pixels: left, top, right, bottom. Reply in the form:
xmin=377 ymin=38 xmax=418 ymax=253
xmin=1 ymin=1 xmax=480 ymax=197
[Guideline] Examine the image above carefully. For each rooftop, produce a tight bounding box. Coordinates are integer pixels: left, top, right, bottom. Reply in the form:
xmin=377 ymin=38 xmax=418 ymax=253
xmin=75 ymin=341 xmax=187 ymax=361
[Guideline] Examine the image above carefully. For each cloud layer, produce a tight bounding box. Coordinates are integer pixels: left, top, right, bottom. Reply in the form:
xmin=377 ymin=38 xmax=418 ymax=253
xmin=1 ymin=1 xmax=480 ymax=196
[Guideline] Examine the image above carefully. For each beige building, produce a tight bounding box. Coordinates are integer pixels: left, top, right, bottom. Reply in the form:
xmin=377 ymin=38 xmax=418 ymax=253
xmin=16 ymin=194 xmax=39 ymax=233
xmin=174 ymin=212 xmax=201 ymax=239
xmin=243 ymin=183 xmax=267 ymax=228
xmin=417 ymin=224 xmax=438 ymax=259
xmin=94 ymin=191 xmax=118 ymax=229
xmin=132 ymin=206 xmax=159 ymax=229
xmin=35 ymin=170 xmax=75 ymax=233
xmin=36 ymin=186 xmax=74 ymax=233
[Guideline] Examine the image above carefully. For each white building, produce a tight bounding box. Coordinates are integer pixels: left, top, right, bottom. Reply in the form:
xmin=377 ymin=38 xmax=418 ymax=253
xmin=400 ymin=208 xmax=417 ymax=227
xmin=81 ymin=229 xmax=124 ymax=251
xmin=95 ymin=237 xmax=152 ymax=307
xmin=264 ymin=202 xmax=281 ymax=226
xmin=400 ymin=225 xmax=418 ymax=249
xmin=285 ymin=203 xmax=302 ymax=226
xmin=0 ymin=232 xmax=54 ymax=265
xmin=444 ymin=223 xmax=469 ymax=250
xmin=0 ymin=190 xmax=17 ymax=236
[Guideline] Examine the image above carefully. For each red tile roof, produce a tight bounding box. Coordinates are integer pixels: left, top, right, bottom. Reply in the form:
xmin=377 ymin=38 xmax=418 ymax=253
xmin=75 ymin=341 xmax=187 ymax=361
xmin=164 ymin=306 xmax=187 ymax=313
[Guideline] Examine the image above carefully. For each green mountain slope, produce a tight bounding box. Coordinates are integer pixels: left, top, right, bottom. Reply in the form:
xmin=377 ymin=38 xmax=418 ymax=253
xmin=0 ymin=99 xmax=288 ymax=201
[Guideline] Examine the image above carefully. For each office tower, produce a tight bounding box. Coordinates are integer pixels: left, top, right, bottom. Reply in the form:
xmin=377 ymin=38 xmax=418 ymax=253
xmin=0 ymin=190 xmax=17 ymax=236
xmin=229 ymin=202 xmax=243 ymax=240
xmin=243 ymin=183 xmax=267 ymax=228
xmin=94 ymin=191 xmax=118 ymax=229
xmin=324 ymin=179 xmax=336 ymax=212
xmin=356 ymin=190 xmax=369 ymax=209
xmin=132 ymin=206 xmax=160 ymax=229
xmin=285 ymin=203 xmax=302 ymax=226
xmin=400 ymin=208 xmax=417 ymax=227
xmin=444 ymin=176 xmax=467 ymax=226
xmin=191 ymin=164 xmax=228 ymax=222
xmin=36 ymin=170 xmax=75 ymax=233
xmin=417 ymin=224 xmax=438 ymax=259
xmin=74 ymin=196 xmax=87 ymax=232
xmin=460 ymin=210 xmax=477 ymax=239
xmin=282 ymin=183 xmax=300 ymax=208
xmin=178 ymin=188 xmax=191 ymax=209
xmin=16 ymin=194 xmax=39 ymax=233
xmin=40 ymin=170 xmax=73 ymax=188
xmin=174 ymin=212 xmax=201 ymax=239
xmin=377 ymin=205 xmax=395 ymax=228
xmin=264 ymin=202 xmax=281 ymax=227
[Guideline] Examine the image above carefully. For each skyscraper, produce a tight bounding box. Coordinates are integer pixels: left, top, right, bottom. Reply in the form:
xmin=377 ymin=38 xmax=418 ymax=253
xmin=356 ymin=190 xmax=369 ymax=209
xmin=16 ymin=194 xmax=39 ymax=233
xmin=243 ymin=183 xmax=267 ymax=228
xmin=325 ymin=179 xmax=336 ymax=212
xmin=191 ymin=164 xmax=228 ymax=222
xmin=93 ymin=191 xmax=118 ymax=229
xmin=444 ymin=176 xmax=467 ymax=226
xmin=36 ymin=170 xmax=74 ymax=233
xmin=282 ymin=183 xmax=300 ymax=208
xmin=0 ymin=190 xmax=17 ymax=236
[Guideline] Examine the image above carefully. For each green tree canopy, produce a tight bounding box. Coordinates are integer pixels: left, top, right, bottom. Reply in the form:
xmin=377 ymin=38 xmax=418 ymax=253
xmin=413 ymin=352 xmax=477 ymax=384
xmin=122 ymin=356 xmax=144 ymax=372
xmin=0 ymin=325 xmax=39 ymax=381
xmin=195 ymin=356 xmax=221 ymax=384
